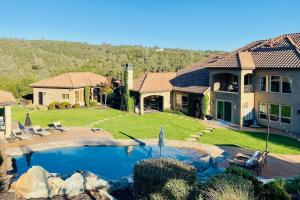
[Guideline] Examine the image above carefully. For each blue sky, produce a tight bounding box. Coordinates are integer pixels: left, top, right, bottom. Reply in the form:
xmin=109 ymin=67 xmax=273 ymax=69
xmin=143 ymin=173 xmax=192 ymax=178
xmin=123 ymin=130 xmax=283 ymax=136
xmin=0 ymin=0 xmax=299 ymax=51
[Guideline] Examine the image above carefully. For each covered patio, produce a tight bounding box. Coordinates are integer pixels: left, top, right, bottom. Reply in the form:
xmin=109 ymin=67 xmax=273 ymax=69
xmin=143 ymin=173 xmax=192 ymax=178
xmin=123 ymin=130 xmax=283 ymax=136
xmin=0 ymin=90 xmax=16 ymax=140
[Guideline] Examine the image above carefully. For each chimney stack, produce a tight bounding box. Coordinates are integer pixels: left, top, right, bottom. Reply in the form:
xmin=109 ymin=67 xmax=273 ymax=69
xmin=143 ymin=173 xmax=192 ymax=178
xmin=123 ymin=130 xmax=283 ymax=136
xmin=124 ymin=64 xmax=133 ymax=89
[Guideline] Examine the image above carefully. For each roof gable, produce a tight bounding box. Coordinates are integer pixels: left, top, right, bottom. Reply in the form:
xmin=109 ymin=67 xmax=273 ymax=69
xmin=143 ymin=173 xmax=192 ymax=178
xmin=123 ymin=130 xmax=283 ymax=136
xmin=0 ymin=90 xmax=16 ymax=105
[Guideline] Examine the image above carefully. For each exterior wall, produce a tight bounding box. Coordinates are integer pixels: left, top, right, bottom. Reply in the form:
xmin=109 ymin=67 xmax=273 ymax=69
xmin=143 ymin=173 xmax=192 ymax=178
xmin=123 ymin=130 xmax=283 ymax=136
xmin=139 ymin=92 xmax=171 ymax=114
xmin=4 ymin=105 xmax=11 ymax=138
xmin=209 ymin=69 xmax=242 ymax=125
xmin=254 ymin=69 xmax=300 ymax=135
xmin=171 ymin=91 xmax=189 ymax=113
xmin=32 ymin=87 xmax=85 ymax=106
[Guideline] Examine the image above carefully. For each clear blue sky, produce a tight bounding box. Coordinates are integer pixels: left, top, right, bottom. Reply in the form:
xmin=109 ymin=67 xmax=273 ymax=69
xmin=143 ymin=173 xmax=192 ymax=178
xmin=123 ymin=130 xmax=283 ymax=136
xmin=0 ymin=0 xmax=299 ymax=51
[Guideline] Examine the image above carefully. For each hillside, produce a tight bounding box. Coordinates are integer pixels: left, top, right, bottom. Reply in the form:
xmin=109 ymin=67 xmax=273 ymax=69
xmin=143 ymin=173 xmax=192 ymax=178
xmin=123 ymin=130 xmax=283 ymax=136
xmin=0 ymin=39 xmax=216 ymax=98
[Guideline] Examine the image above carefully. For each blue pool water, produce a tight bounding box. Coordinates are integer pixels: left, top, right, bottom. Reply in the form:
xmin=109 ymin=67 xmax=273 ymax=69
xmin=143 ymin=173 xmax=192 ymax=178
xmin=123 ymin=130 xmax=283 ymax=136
xmin=14 ymin=145 xmax=205 ymax=180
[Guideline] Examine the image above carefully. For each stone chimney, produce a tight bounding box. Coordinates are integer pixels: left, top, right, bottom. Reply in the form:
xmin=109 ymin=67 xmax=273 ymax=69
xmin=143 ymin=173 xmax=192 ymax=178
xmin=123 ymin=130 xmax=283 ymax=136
xmin=124 ymin=64 xmax=133 ymax=89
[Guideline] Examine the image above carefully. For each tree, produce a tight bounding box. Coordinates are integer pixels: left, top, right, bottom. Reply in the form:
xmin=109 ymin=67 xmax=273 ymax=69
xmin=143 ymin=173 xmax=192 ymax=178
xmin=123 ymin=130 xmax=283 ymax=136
xmin=201 ymin=94 xmax=209 ymax=119
xmin=102 ymin=84 xmax=113 ymax=108
xmin=84 ymin=87 xmax=91 ymax=107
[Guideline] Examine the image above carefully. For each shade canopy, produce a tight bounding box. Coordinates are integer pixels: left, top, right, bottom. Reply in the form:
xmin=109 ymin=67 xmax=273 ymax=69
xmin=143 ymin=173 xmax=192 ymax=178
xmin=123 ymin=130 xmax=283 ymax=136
xmin=0 ymin=90 xmax=16 ymax=106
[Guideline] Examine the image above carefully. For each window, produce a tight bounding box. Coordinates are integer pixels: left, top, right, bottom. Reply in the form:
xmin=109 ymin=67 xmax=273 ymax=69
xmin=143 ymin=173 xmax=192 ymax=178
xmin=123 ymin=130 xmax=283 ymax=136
xmin=182 ymin=96 xmax=188 ymax=109
xmin=259 ymin=103 xmax=268 ymax=119
xmin=260 ymin=76 xmax=267 ymax=92
xmin=270 ymin=104 xmax=279 ymax=121
xmin=281 ymin=105 xmax=291 ymax=124
xmin=282 ymin=77 xmax=292 ymax=94
xmin=62 ymin=93 xmax=69 ymax=99
xmin=270 ymin=76 xmax=280 ymax=92
xmin=175 ymin=94 xmax=182 ymax=108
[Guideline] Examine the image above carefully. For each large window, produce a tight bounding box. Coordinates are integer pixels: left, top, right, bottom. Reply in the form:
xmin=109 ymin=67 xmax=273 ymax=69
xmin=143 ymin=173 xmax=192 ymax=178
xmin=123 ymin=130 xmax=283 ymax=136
xmin=270 ymin=104 xmax=279 ymax=121
xmin=270 ymin=76 xmax=281 ymax=93
xmin=259 ymin=103 xmax=268 ymax=119
xmin=282 ymin=77 xmax=292 ymax=94
xmin=259 ymin=102 xmax=292 ymax=124
xmin=281 ymin=105 xmax=291 ymax=124
xmin=260 ymin=76 xmax=267 ymax=92
xmin=175 ymin=94 xmax=182 ymax=108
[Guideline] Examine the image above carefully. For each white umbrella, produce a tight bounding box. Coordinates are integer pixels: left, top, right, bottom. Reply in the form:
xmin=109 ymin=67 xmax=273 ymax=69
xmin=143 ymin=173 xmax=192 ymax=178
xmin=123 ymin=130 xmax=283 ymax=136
xmin=158 ymin=126 xmax=165 ymax=157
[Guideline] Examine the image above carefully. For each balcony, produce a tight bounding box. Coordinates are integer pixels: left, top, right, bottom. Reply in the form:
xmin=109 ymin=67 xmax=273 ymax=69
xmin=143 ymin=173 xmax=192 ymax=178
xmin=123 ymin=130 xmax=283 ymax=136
xmin=212 ymin=73 xmax=239 ymax=93
xmin=244 ymin=85 xmax=254 ymax=93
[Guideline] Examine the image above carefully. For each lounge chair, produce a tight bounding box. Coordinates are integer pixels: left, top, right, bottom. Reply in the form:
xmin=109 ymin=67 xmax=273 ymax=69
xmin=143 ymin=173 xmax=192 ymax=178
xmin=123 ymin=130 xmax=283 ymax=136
xmin=18 ymin=122 xmax=32 ymax=133
xmin=31 ymin=125 xmax=50 ymax=136
xmin=228 ymin=151 xmax=269 ymax=175
xmin=11 ymin=129 xmax=31 ymax=140
xmin=49 ymin=121 xmax=70 ymax=132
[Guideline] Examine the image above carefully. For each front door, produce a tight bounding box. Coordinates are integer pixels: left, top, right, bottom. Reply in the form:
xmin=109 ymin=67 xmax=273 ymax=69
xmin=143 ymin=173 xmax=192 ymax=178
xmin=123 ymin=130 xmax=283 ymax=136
xmin=38 ymin=92 xmax=43 ymax=105
xmin=216 ymin=100 xmax=232 ymax=122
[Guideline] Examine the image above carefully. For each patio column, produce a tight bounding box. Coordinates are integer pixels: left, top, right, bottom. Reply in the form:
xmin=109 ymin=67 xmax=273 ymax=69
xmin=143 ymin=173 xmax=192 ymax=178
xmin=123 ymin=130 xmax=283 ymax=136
xmin=90 ymin=88 xmax=94 ymax=101
xmin=4 ymin=105 xmax=11 ymax=138
xmin=140 ymin=94 xmax=144 ymax=115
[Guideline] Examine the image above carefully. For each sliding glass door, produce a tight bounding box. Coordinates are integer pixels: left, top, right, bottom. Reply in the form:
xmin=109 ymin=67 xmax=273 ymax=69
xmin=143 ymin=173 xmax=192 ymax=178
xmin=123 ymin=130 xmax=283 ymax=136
xmin=216 ymin=100 xmax=232 ymax=122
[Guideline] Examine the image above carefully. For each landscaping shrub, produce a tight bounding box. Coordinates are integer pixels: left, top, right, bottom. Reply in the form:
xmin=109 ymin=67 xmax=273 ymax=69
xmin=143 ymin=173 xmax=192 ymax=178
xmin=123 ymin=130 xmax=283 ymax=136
xmin=200 ymin=94 xmax=209 ymax=119
xmin=61 ymin=102 xmax=72 ymax=109
xmin=286 ymin=175 xmax=300 ymax=197
xmin=73 ymin=103 xmax=80 ymax=109
xmin=161 ymin=179 xmax=196 ymax=200
xmin=205 ymin=178 xmax=254 ymax=200
xmin=262 ymin=179 xmax=291 ymax=200
xmin=84 ymin=86 xmax=91 ymax=107
xmin=225 ymin=166 xmax=264 ymax=197
xmin=48 ymin=102 xmax=60 ymax=110
xmin=90 ymin=100 xmax=98 ymax=107
xmin=133 ymin=158 xmax=196 ymax=200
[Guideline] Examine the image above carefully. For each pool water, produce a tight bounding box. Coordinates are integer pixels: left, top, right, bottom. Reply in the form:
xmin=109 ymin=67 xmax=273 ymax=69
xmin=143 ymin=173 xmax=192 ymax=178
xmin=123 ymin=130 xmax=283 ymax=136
xmin=14 ymin=145 xmax=204 ymax=180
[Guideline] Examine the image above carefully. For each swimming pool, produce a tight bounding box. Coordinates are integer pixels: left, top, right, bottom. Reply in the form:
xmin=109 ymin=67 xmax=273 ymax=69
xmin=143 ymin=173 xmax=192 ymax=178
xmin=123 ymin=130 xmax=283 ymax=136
xmin=13 ymin=145 xmax=205 ymax=180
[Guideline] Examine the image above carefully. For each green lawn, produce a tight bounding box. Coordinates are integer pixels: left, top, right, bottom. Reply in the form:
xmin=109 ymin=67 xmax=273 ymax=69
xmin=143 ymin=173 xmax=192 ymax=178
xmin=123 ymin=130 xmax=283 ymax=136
xmin=12 ymin=106 xmax=300 ymax=154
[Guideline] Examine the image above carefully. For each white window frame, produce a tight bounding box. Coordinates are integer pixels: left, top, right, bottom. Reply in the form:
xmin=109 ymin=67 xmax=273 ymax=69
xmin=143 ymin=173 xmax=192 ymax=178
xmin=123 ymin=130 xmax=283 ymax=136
xmin=62 ymin=93 xmax=70 ymax=100
xmin=280 ymin=105 xmax=292 ymax=125
xmin=259 ymin=102 xmax=292 ymax=125
xmin=269 ymin=104 xmax=280 ymax=122
xmin=259 ymin=76 xmax=268 ymax=92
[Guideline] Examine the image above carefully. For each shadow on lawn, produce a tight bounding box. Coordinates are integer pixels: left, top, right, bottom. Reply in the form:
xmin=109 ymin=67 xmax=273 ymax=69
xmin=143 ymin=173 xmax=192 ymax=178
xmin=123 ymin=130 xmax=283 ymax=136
xmin=119 ymin=131 xmax=146 ymax=146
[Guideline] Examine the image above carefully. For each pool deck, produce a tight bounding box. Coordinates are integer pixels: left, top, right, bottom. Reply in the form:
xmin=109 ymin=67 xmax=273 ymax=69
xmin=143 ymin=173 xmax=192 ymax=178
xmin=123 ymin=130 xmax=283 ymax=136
xmin=1 ymin=127 xmax=300 ymax=179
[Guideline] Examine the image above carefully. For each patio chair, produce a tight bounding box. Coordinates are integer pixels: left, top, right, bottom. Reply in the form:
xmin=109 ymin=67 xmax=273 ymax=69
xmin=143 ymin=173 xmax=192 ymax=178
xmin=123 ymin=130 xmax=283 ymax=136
xmin=18 ymin=122 xmax=32 ymax=134
xmin=31 ymin=125 xmax=50 ymax=136
xmin=0 ymin=116 xmax=4 ymax=127
xmin=49 ymin=121 xmax=70 ymax=132
xmin=11 ymin=128 xmax=31 ymax=140
xmin=228 ymin=151 xmax=269 ymax=175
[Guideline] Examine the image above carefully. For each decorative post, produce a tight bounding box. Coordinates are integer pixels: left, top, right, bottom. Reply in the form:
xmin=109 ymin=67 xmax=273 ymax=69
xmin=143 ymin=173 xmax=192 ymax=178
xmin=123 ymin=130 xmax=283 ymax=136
xmin=4 ymin=105 xmax=12 ymax=138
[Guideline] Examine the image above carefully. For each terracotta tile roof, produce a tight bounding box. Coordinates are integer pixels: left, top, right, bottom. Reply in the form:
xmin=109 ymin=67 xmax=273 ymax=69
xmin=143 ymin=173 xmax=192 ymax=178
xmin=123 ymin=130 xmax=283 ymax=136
xmin=198 ymin=33 xmax=300 ymax=69
xmin=132 ymin=72 xmax=176 ymax=93
xmin=29 ymin=72 xmax=108 ymax=88
xmin=0 ymin=90 xmax=16 ymax=105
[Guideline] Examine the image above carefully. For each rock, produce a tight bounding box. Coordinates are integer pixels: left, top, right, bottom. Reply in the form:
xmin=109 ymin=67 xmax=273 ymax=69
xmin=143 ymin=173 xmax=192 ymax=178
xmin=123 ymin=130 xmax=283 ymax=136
xmin=10 ymin=166 xmax=51 ymax=199
xmin=47 ymin=175 xmax=64 ymax=197
xmin=190 ymin=134 xmax=200 ymax=138
xmin=59 ymin=172 xmax=85 ymax=197
xmin=202 ymin=130 xmax=212 ymax=133
xmin=80 ymin=171 xmax=109 ymax=191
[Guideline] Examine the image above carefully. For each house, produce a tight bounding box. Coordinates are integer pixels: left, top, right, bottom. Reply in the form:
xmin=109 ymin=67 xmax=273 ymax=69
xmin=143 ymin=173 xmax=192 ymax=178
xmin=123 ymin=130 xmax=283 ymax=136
xmin=127 ymin=63 xmax=210 ymax=116
xmin=30 ymin=72 xmax=108 ymax=106
xmin=129 ymin=32 xmax=300 ymax=135
xmin=197 ymin=32 xmax=300 ymax=135
xmin=0 ymin=90 xmax=16 ymax=138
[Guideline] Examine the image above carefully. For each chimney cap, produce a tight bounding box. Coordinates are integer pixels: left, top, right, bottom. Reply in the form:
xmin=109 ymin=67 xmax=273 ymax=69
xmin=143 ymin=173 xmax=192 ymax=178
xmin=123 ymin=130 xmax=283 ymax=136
xmin=125 ymin=63 xmax=133 ymax=70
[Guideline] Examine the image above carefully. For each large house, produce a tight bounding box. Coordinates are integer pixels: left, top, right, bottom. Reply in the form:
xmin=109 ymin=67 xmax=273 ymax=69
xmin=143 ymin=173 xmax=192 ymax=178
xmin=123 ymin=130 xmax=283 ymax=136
xmin=30 ymin=72 xmax=108 ymax=106
xmin=129 ymin=33 xmax=300 ymax=135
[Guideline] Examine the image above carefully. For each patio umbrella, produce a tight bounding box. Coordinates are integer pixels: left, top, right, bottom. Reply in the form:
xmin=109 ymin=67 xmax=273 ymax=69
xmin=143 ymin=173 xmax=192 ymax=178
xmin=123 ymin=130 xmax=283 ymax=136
xmin=25 ymin=113 xmax=32 ymax=127
xmin=158 ymin=126 xmax=165 ymax=157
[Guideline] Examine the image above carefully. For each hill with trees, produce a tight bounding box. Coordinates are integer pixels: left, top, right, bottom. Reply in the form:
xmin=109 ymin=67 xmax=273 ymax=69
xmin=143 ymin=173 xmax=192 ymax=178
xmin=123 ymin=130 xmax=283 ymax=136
xmin=0 ymin=38 xmax=217 ymax=98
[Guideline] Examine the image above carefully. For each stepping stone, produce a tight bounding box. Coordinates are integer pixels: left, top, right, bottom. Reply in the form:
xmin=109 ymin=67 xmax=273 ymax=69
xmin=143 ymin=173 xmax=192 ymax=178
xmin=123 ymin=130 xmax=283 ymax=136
xmin=195 ymin=132 xmax=203 ymax=136
xmin=186 ymin=138 xmax=198 ymax=142
xmin=205 ymin=127 xmax=214 ymax=131
xmin=190 ymin=134 xmax=201 ymax=138
xmin=202 ymin=130 xmax=212 ymax=133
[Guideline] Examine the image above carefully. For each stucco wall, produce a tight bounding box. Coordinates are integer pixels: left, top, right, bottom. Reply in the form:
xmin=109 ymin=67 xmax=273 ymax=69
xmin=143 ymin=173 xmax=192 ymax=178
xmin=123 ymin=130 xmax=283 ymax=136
xmin=32 ymin=88 xmax=85 ymax=106
xmin=254 ymin=69 xmax=300 ymax=135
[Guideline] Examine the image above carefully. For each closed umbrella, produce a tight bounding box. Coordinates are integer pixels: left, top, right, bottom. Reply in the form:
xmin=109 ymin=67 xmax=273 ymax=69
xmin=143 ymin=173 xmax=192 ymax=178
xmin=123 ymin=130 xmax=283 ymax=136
xmin=158 ymin=126 xmax=165 ymax=157
xmin=25 ymin=113 xmax=32 ymax=127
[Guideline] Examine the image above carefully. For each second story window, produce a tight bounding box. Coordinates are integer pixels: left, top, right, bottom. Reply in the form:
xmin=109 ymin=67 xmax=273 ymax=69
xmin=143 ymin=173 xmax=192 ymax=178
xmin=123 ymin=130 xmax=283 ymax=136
xmin=260 ymin=76 xmax=267 ymax=92
xmin=270 ymin=76 xmax=281 ymax=93
xmin=282 ymin=77 xmax=292 ymax=94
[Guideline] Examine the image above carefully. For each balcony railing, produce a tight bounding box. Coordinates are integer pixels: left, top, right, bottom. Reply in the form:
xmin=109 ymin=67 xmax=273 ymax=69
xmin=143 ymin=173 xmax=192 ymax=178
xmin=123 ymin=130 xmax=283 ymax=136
xmin=213 ymin=82 xmax=238 ymax=93
xmin=244 ymin=85 xmax=254 ymax=93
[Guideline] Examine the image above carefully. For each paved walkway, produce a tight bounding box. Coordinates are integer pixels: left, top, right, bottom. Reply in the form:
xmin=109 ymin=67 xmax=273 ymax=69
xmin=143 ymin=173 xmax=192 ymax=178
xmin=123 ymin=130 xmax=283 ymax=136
xmin=1 ymin=127 xmax=300 ymax=179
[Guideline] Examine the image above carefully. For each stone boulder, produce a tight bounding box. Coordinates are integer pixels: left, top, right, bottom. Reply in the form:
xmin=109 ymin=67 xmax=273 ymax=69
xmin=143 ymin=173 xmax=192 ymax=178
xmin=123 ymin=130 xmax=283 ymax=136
xmin=10 ymin=166 xmax=51 ymax=199
xmin=59 ymin=172 xmax=85 ymax=197
xmin=47 ymin=175 xmax=64 ymax=197
xmin=80 ymin=171 xmax=109 ymax=191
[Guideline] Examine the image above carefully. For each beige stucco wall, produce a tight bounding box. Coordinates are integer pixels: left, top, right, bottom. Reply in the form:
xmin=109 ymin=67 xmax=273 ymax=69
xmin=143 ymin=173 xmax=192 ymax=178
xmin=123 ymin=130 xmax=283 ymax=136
xmin=139 ymin=91 xmax=171 ymax=114
xmin=171 ymin=91 xmax=188 ymax=113
xmin=33 ymin=87 xmax=85 ymax=106
xmin=254 ymin=69 xmax=300 ymax=135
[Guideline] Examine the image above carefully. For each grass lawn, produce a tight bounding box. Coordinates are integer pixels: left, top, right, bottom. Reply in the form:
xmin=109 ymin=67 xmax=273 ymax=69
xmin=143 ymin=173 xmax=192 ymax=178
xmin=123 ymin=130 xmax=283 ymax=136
xmin=12 ymin=106 xmax=300 ymax=154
